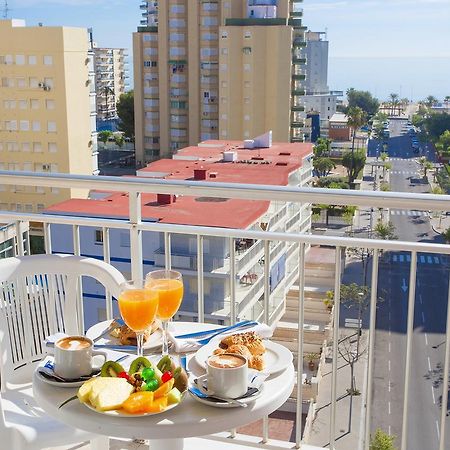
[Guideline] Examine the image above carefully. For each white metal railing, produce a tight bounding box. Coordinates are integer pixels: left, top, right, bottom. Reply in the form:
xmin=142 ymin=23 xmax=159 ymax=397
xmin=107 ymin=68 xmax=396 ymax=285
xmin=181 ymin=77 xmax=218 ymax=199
xmin=1 ymin=170 xmax=450 ymax=450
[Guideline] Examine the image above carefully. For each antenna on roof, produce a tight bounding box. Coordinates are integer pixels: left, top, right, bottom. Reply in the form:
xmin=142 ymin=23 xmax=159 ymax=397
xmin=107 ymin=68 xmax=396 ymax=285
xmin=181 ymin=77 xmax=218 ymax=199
xmin=2 ymin=0 xmax=10 ymax=19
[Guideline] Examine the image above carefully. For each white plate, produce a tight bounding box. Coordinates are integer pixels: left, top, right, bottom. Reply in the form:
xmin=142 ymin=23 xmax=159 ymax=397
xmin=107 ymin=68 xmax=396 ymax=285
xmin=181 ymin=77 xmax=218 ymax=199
xmin=86 ymin=320 xmax=163 ymax=353
xmin=189 ymin=385 xmax=263 ymax=408
xmin=35 ymin=356 xmax=99 ymax=388
xmin=83 ymin=392 xmax=185 ymax=417
xmin=194 ymin=339 xmax=293 ymax=375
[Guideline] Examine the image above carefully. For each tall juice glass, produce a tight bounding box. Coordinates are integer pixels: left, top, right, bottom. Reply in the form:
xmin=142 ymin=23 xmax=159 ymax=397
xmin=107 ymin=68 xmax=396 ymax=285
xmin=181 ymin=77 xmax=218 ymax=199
xmin=118 ymin=281 xmax=159 ymax=357
xmin=145 ymin=270 xmax=183 ymax=356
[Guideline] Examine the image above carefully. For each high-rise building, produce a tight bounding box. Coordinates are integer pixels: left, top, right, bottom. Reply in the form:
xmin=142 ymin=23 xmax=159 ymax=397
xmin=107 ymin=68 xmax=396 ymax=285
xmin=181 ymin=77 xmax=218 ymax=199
xmin=300 ymin=30 xmax=343 ymax=139
xmin=0 ymin=19 xmax=98 ymax=213
xmin=93 ymin=46 xmax=128 ymax=124
xmin=133 ymin=0 xmax=307 ymax=164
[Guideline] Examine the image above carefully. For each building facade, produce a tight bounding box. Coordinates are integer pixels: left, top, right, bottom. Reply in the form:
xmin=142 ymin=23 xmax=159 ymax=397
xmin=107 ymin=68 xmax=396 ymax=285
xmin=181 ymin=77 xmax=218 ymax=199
xmin=45 ymin=139 xmax=313 ymax=328
xmin=133 ymin=0 xmax=307 ymax=164
xmin=0 ymin=19 xmax=98 ymax=213
xmin=93 ymin=46 xmax=128 ymax=124
xmin=300 ymin=30 xmax=342 ymax=139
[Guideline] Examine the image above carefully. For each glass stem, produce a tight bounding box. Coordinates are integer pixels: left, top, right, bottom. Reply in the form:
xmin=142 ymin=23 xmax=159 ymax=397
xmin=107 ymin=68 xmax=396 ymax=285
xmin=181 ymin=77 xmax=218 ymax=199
xmin=136 ymin=332 xmax=144 ymax=357
xmin=162 ymin=320 xmax=169 ymax=356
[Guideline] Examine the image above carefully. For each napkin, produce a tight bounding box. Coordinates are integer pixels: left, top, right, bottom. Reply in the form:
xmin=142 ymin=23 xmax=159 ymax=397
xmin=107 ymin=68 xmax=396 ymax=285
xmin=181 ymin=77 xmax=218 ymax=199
xmin=167 ymin=323 xmax=274 ymax=354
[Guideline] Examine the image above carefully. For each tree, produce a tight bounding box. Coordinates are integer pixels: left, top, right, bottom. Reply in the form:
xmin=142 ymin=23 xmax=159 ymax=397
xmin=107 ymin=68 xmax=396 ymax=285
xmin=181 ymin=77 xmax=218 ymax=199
xmin=374 ymin=220 xmax=397 ymax=240
xmin=423 ymin=113 xmax=450 ymax=142
xmin=436 ymin=130 xmax=450 ymax=154
xmin=98 ymin=130 xmax=112 ymax=145
xmin=313 ymin=157 xmax=335 ymax=178
xmin=313 ymin=138 xmax=331 ymax=158
xmin=114 ymin=133 xmax=125 ymax=148
xmin=389 ymin=93 xmax=399 ymax=116
xmin=370 ymin=429 xmax=397 ymax=450
xmin=424 ymin=161 xmax=434 ymax=179
xmin=442 ymin=227 xmax=450 ymax=243
xmin=116 ymin=91 xmax=135 ymax=139
xmin=424 ymin=95 xmax=438 ymax=107
xmin=343 ymin=149 xmax=366 ymax=186
xmin=346 ymin=88 xmax=379 ymax=117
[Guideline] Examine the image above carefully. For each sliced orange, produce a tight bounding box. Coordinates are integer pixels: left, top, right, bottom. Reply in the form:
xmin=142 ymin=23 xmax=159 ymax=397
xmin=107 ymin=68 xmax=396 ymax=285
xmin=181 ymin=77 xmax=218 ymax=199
xmin=153 ymin=378 xmax=175 ymax=399
xmin=121 ymin=391 xmax=154 ymax=414
xmin=145 ymin=396 xmax=168 ymax=413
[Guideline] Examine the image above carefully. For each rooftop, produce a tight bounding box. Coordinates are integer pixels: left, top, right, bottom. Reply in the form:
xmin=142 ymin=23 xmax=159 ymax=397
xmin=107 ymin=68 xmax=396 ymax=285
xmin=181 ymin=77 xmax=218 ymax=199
xmin=45 ymin=140 xmax=313 ymax=229
xmin=329 ymin=113 xmax=348 ymax=124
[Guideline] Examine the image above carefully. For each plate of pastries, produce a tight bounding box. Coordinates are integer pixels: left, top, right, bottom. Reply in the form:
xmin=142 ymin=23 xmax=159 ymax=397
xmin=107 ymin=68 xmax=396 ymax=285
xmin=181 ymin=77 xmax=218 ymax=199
xmin=195 ymin=331 xmax=293 ymax=375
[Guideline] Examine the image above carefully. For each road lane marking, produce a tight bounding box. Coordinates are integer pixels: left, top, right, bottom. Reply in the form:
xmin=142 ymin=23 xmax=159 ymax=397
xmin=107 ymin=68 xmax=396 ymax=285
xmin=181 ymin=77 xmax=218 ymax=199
xmin=388 ymin=401 xmax=391 ymax=414
xmin=393 ymin=254 xmax=398 ymax=262
xmin=388 ymin=380 xmax=391 ymax=392
xmin=399 ymin=254 xmax=404 ymax=262
xmin=436 ymin=420 xmax=440 ymax=438
xmin=388 ymin=360 xmax=391 ymax=372
xmin=431 ymin=385 xmax=436 ymax=404
xmin=388 ymin=342 xmax=391 ymax=353
xmin=406 ymin=254 xmax=411 ymax=262
xmin=425 ymin=333 xmax=428 ymax=345
xmin=422 ymin=311 xmax=425 ymax=323
xmin=420 ymin=255 xmax=426 ymax=263
xmin=419 ymin=294 xmax=422 ymax=304
xmin=434 ymin=256 xmax=439 ymax=264
xmin=428 ymin=356 xmax=432 ymax=371
xmin=427 ymin=256 xmax=433 ymax=264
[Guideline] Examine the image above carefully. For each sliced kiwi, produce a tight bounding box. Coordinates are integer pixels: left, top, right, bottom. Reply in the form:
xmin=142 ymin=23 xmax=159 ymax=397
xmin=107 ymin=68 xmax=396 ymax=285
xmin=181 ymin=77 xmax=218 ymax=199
xmin=173 ymin=366 xmax=188 ymax=393
xmin=128 ymin=356 xmax=152 ymax=375
xmin=100 ymin=360 xmax=125 ymax=377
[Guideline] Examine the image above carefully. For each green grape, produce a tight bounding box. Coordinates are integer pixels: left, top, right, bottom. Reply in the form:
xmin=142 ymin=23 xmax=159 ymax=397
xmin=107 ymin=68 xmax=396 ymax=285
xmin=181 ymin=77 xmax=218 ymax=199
xmin=142 ymin=367 xmax=155 ymax=381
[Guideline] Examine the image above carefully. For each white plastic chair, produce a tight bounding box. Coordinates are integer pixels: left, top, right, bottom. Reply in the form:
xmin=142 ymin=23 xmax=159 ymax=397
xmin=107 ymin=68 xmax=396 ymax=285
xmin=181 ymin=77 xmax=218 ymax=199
xmin=0 ymin=254 xmax=126 ymax=450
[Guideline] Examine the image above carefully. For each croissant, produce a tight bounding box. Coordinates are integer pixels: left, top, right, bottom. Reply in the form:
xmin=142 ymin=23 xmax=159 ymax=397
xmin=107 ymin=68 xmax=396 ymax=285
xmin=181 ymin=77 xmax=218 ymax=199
xmin=220 ymin=331 xmax=265 ymax=356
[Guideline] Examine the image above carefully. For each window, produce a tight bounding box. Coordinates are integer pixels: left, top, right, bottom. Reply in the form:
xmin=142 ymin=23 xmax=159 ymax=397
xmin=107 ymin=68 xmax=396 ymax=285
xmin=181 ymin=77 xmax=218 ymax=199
xmin=46 ymin=99 xmax=55 ymax=110
xmin=95 ymin=230 xmax=103 ymax=244
xmin=37 ymin=204 xmax=45 ymax=212
xmin=25 ymin=204 xmax=33 ymax=212
xmin=143 ymin=34 xmax=157 ymax=42
xmin=244 ymin=81 xmax=251 ymax=88
xmin=170 ymin=4 xmax=185 ymax=13
xmin=203 ymin=2 xmax=218 ymax=11
xmin=244 ymin=31 xmax=252 ymax=38
xmin=29 ymin=77 xmax=38 ymax=88
xmin=244 ymin=115 xmax=250 ymax=121
xmin=50 ymin=163 xmax=58 ymax=173
xmin=220 ymin=63 xmax=227 ymax=71
xmin=44 ymin=78 xmax=54 ymax=88
xmin=221 ymin=31 xmax=228 ymax=39
xmin=19 ymin=100 xmax=27 ymax=109
xmin=51 ymin=188 xmax=59 ymax=194
xmin=201 ymin=17 xmax=218 ymax=26
xmin=6 ymin=121 xmax=17 ymax=131
xmin=221 ymin=81 xmax=227 ymax=88
xmin=22 ymin=142 xmax=30 ymax=152
xmin=169 ymin=19 xmax=186 ymax=28
xmin=47 ymin=121 xmax=57 ymax=133
xmin=28 ymin=55 xmax=37 ymax=65
xmin=4 ymin=55 xmax=13 ymax=65
xmin=221 ymin=130 xmax=227 ymax=137
xmin=33 ymin=142 xmax=42 ymax=152
xmin=15 ymin=55 xmax=25 ymax=65
xmin=221 ymin=113 xmax=227 ymax=120
xmin=144 ymin=48 xmax=158 ymax=56
xmin=120 ymin=233 xmax=130 ymax=247
xmin=31 ymin=99 xmax=39 ymax=110
xmin=17 ymin=77 xmax=26 ymax=88
xmin=23 ymin=162 xmax=33 ymax=172
xmin=221 ymin=48 xmax=228 ymax=55
xmin=19 ymin=120 xmax=29 ymax=131
xmin=169 ymin=47 xmax=186 ymax=57
xmin=43 ymin=55 xmax=53 ymax=65
xmin=244 ymin=64 xmax=251 ymax=72
xmin=48 ymin=142 xmax=57 ymax=153
xmin=244 ymin=97 xmax=251 ymax=104
xmin=32 ymin=121 xmax=41 ymax=132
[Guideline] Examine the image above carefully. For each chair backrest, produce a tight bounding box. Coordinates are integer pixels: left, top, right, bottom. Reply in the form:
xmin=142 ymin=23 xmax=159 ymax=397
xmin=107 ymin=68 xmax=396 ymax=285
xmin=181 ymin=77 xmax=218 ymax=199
xmin=0 ymin=254 xmax=126 ymax=387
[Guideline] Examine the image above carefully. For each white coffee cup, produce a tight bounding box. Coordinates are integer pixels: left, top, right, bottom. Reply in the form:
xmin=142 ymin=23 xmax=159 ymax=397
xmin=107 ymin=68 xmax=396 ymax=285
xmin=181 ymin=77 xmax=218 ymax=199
xmin=54 ymin=336 xmax=107 ymax=379
xmin=198 ymin=353 xmax=248 ymax=399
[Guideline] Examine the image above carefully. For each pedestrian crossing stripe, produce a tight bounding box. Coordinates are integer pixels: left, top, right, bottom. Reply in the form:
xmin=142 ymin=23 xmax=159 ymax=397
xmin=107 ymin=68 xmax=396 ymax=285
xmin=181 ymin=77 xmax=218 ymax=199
xmin=391 ymin=171 xmax=418 ymax=175
xmin=391 ymin=254 xmax=441 ymax=265
xmin=390 ymin=210 xmax=427 ymax=216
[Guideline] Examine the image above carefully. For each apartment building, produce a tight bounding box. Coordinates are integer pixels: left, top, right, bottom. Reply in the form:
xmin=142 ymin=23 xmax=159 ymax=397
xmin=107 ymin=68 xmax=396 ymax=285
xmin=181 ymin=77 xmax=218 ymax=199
xmin=300 ymin=31 xmax=343 ymax=139
xmin=133 ymin=0 xmax=308 ymax=164
xmin=0 ymin=19 xmax=98 ymax=213
xmin=93 ymin=46 xmax=128 ymax=124
xmin=44 ymin=138 xmax=313 ymax=328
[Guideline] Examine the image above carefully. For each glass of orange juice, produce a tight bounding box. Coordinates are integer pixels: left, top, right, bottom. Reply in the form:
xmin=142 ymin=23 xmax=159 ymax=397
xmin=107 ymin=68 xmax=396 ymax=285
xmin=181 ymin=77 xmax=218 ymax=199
xmin=145 ymin=270 xmax=183 ymax=356
xmin=118 ymin=281 xmax=159 ymax=357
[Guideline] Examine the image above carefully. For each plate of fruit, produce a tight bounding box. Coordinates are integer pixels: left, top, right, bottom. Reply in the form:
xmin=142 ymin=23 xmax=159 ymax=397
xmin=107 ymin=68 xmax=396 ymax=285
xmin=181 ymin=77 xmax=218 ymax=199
xmin=73 ymin=356 xmax=188 ymax=416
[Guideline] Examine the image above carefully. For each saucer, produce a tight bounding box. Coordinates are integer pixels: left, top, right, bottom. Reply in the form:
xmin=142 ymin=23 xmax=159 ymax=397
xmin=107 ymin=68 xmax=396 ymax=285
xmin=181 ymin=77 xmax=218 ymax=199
xmin=35 ymin=356 xmax=100 ymax=388
xmin=188 ymin=379 xmax=263 ymax=408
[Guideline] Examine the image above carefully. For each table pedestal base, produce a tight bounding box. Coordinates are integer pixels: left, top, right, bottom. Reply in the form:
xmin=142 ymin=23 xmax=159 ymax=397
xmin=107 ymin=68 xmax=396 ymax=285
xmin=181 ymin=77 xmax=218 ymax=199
xmin=149 ymin=438 xmax=184 ymax=450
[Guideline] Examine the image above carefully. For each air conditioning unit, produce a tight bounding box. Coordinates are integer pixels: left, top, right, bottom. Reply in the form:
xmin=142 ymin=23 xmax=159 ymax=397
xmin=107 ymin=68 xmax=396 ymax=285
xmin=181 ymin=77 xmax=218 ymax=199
xmin=38 ymin=82 xmax=44 ymax=88
xmin=43 ymin=85 xmax=51 ymax=91
xmin=42 ymin=164 xmax=50 ymax=171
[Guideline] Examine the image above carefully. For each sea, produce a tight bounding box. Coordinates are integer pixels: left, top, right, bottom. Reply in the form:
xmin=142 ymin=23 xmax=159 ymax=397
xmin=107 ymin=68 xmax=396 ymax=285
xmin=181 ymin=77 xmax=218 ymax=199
xmin=328 ymin=56 xmax=450 ymax=102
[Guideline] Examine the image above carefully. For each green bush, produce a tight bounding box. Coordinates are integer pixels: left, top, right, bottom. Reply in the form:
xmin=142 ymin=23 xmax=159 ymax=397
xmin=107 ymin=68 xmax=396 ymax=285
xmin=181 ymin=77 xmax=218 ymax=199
xmin=316 ymin=176 xmax=349 ymax=189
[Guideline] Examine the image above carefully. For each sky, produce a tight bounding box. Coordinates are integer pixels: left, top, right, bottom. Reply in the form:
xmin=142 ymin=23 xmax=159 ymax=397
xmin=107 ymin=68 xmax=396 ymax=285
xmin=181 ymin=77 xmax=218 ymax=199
xmin=8 ymin=0 xmax=450 ymax=100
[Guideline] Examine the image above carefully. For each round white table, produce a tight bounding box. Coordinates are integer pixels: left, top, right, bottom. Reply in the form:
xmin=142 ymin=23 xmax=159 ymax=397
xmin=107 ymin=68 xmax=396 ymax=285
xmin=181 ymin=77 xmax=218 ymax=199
xmin=33 ymin=323 xmax=295 ymax=450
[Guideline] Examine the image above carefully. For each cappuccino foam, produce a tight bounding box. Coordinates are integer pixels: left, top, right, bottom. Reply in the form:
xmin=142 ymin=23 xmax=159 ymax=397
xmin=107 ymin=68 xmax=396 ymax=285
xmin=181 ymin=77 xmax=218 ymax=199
xmin=209 ymin=354 xmax=245 ymax=369
xmin=57 ymin=336 xmax=91 ymax=351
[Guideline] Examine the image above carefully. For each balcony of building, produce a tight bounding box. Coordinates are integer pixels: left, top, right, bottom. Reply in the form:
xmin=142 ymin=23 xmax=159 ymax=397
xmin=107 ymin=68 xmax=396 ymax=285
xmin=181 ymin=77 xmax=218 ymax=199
xmin=0 ymin=170 xmax=449 ymax=450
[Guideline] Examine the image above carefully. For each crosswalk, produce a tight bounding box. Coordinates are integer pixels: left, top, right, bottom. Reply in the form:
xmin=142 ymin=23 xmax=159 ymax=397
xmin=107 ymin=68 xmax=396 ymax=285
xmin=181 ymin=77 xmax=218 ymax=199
xmin=390 ymin=253 xmax=441 ymax=265
xmin=390 ymin=210 xmax=428 ymax=217
xmin=390 ymin=170 xmax=418 ymax=175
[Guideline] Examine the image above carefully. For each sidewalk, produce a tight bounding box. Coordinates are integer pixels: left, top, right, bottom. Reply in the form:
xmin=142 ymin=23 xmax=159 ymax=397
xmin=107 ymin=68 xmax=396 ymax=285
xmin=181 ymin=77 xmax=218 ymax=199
xmin=307 ymin=332 xmax=369 ymax=449
xmin=427 ymin=172 xmax=450 ymax=234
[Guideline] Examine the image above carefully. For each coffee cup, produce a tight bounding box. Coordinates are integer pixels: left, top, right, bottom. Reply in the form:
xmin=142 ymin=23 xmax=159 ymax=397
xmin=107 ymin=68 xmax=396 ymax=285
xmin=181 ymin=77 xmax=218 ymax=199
xmin=197 ymin=353 xmax=248 ymax=399
xmin=54 ymin=336 xmax=107 ymax=380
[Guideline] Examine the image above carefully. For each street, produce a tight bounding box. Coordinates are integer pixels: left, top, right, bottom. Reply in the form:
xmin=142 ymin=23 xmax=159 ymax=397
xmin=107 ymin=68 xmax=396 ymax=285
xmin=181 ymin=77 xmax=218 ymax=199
xmin=369 ymin=118 xmax=450 ymax=449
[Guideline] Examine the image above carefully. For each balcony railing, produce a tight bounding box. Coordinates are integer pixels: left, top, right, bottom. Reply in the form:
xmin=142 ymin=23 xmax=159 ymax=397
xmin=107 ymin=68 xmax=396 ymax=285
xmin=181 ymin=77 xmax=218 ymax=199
xmin=0 ymin=170 xmax=450 ymax=450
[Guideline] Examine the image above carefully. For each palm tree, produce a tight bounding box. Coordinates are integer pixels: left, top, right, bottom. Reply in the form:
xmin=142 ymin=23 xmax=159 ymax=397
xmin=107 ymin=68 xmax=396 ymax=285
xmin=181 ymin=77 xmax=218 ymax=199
xmin=389 ymin=93 xmax=399 ymax=116
xmin=346 ymin=106 xmax=366 ymax=187
xmin=444 ymin=96 xmax=450 ymax=105
xmin=424 ymin=95 xmax=438 ymax=108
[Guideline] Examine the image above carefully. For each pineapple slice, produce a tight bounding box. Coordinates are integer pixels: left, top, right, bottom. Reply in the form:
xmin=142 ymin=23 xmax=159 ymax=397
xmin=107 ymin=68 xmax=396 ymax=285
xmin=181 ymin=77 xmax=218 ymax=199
xmin=89 ymin=378 xmax=134 ymax=411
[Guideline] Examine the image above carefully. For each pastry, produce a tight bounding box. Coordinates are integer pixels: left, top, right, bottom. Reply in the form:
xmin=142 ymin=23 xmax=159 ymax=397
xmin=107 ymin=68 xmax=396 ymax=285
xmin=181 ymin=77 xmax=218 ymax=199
xmin=225 ymin=344 xmax=253 ymax=360
xmin=109 ymin=319 xmax=160 ymax=345
xmin=249 ymin=355 xmax=265 ymax=371
xmin=220 ymin=331 xmax=265 ymax=356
